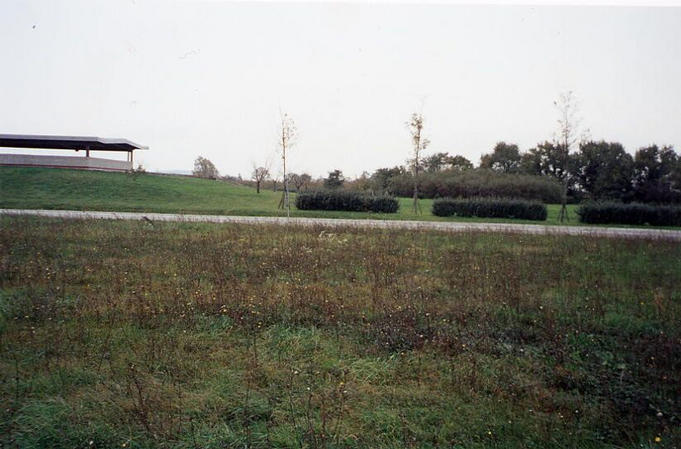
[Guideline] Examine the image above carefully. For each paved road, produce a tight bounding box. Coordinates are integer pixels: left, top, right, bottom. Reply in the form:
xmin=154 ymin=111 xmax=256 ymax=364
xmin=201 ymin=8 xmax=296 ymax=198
xmin=2 ymin=208 xmax=681 ymax=241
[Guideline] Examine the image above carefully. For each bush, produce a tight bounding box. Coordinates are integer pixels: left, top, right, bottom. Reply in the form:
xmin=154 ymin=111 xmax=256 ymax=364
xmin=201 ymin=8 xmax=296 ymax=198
xmin=296 ymin=190 xmax=399 ymax=213
xmin=385 ymin=170 xmax=562 ymax=203
xmin=432 ymin=197 xmax=548 ymax=221
xmin=577 ymin=202 xmax=681 ymax=226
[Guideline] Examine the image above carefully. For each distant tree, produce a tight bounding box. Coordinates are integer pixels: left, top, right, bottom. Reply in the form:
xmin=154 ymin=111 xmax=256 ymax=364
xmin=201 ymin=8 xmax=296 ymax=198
xmin=447 ymin=155 xmax=474 ymax=171
xmin=521 ymin=142 xmax=572 ymax=179
xmin=193 ymin=156 xmax=219 ymax=179
xmin=633 ymin=144 xmax=681 ymax=203
xmin=324 ymin=169 xmax=345 ymax=189
xmin=289 ymin=173 xmax=312 ymax=192
xmin=480 ymin=142 xmax=521 ymax=173
xmin=277 ymin=113 xmax=296 ymax=216
xmin=350 ymin=171 xmax=373 ymax=192
xmin=371 ymin=166 xmax=405 ymax=193
xmin=574 ymin=141 xmax=634 ymax=201
xmin=423 ymin=152 xmax=450 ymax=172
xmin=422 ymin=152 xmax=473 ymax=172
xmin=407 ymin=113 xmax=430 ymax=214
xmin=251 ymin=166 xmax=270 ymax=194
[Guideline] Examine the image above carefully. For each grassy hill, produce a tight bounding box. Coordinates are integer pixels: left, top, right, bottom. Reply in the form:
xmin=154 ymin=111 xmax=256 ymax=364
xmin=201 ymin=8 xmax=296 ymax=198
xmin=2 ymin=166 xmax=579 ymax=224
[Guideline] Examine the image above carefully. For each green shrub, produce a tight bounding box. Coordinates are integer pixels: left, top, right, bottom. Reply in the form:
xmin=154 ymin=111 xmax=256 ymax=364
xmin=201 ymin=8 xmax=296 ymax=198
xmin=296 ymin=190 xmax=399 ymax=213
xmin=577 ymin=202 xmax=681 ymax=226
xmin=386 ymin=170 xmax=562 ymax=203
xmin=432 ymin=197 xmax=547 ymax=221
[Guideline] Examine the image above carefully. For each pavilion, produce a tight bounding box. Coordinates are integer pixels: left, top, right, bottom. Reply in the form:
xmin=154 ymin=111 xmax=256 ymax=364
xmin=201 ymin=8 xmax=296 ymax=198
xmin=0 ymin=134 xmax=148 ymax=171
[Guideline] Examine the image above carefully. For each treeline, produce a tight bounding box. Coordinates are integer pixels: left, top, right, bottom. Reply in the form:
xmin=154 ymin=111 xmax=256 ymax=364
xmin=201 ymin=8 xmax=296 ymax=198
xmin=483 ymin=141 xmax=681 ymax=203
xmin=236 ymin=140 xmax=681 ymax=206
xmin=359 ymin=141 xmax=681 ymax=204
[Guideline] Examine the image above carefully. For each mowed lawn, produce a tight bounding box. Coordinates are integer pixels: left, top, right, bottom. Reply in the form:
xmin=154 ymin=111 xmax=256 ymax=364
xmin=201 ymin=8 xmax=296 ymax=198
xmin=0 ymin=217 xmax=679 ymax=448
xmin=0 ymin=167 xmax=583 ymax=225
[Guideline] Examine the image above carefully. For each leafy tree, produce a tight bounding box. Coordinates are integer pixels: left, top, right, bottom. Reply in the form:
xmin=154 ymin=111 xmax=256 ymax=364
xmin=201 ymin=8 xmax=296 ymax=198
xmin=371 ymin=166 xmax=405 ymax=193
xmin=324 ymin=169 xmax=345 ymax=189
xmin=422 ymin=153 xmax=474 ymax=172
xmin=574 ymin=141 xmax=634 ymax=201
xmin=192 ymin=156 xmax=219 ymax=179
xmin=446 ymin=155 xmax=474 ymax=171
xmin=251 ymin=166 xmax=270 ymax=194
xmin=423 ymin=152 xmax=450 ymax=172
xmin=521 ymin=142 xmax=577 ymax=181
xmin=518 ymin=141 xmax=581 ymax=197
xmin=480 ymin=142 xmax=521 ymax=173
xmin=633 ymin=145 xmax=681 ymax=203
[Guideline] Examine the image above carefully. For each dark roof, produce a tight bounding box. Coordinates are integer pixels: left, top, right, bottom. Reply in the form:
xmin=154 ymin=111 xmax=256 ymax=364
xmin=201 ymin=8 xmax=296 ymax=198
xmin=0 ymin=134 xmax=148 ymax=152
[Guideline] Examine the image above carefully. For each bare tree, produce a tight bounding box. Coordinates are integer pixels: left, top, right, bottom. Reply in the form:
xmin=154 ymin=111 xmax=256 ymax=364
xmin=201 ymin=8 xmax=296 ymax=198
xmin=553 ymin=91 xmax=583 ymax=223
xmin=407 ymin=113 xmax=430 ymax=214
xmin=277 ymin=113 xmax=296 ymax=217
xmin=251 ymin=165 xmax=270 ymax=194
xmin=289 ymin=173 xmax=311 ymax=192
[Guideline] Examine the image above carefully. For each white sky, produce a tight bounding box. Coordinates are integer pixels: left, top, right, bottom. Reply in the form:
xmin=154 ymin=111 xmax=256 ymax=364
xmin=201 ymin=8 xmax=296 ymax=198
xmin=1 ymin=1 xmax=680 ymax=178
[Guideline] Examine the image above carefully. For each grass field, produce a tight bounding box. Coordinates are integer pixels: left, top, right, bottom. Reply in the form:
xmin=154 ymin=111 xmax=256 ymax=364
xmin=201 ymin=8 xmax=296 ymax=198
xmin=0 ymin=167 xmax=586 ymax=225
xmin=1 ymin=217 xmax=680 ymax=448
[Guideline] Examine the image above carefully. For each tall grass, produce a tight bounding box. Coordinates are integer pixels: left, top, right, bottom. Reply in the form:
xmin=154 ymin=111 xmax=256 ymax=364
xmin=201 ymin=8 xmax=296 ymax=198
xmin=0 ymin=217 xmax=679 ymax=448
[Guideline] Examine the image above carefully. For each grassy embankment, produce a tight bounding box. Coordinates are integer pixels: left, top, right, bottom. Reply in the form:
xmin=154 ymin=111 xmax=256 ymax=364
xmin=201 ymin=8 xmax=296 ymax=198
xmin=0 ymin=167 xmax=584 ymax=225
xmin=1 ymin=217 xmax=680 ymax=448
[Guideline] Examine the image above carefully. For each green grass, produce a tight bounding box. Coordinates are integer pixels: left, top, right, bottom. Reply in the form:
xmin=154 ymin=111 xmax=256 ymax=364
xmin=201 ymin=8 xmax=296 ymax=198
xmin=1 ymin=166 xmax=587 ymax=225
xmin=1 ymin=217 xmax=679 ymax=448
xmin=3 ymin=166 xmax=680 ymax=229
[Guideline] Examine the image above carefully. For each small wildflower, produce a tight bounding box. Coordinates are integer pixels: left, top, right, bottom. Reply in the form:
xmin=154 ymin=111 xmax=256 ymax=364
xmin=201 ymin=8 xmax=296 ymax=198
xmin=655 ymin=436 xmax=662 ymax=443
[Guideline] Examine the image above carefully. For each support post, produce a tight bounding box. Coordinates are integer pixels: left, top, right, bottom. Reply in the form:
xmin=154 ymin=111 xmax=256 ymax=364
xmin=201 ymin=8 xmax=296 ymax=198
xmin=85 ymin=145 xmax=90 ymax=158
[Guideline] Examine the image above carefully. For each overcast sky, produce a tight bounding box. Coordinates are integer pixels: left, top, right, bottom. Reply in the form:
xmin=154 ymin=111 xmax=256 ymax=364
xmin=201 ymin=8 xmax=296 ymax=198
xmin=1 ymin=1 xmax=680 ymax=177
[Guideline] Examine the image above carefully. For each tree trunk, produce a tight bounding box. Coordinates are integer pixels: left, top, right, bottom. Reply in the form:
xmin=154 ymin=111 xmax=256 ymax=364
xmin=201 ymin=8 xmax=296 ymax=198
xmin=256 ymin=181 xmax=260 ymax=194
xmin=559 ymin=183 xmax=569 ymax=223
xmin=283 ymin=157 xmax=290 ymax=217
xmin=412 ymin=168 xmax=421 ymax=214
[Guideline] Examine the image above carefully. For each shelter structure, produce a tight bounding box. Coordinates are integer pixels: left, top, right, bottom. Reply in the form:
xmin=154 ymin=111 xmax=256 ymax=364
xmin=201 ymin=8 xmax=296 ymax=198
xmin=0 ymin=134 xmax=148 ymax=171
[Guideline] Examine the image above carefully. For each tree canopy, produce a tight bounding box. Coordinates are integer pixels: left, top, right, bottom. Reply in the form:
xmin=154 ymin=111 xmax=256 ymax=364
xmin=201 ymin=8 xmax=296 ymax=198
xmin=193 ymin=156 xmax=219 ymax=179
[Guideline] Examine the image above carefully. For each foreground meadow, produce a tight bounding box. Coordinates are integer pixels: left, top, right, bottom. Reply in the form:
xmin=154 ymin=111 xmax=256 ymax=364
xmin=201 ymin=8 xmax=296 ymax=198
xmin=0 ymin=217 xmax=679 ymax=448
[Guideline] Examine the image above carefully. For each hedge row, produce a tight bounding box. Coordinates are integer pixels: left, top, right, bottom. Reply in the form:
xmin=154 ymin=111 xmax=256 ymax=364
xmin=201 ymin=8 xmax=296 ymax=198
xmin=295 ymin=190 xmax=399 ymax=213
xmin=577 ymin=202 xmax=681 ymax=226
xmin=432 ymin=197 xmax=548 ymax=221
xmin=387 ymin=170 xmax=563 ymax=203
